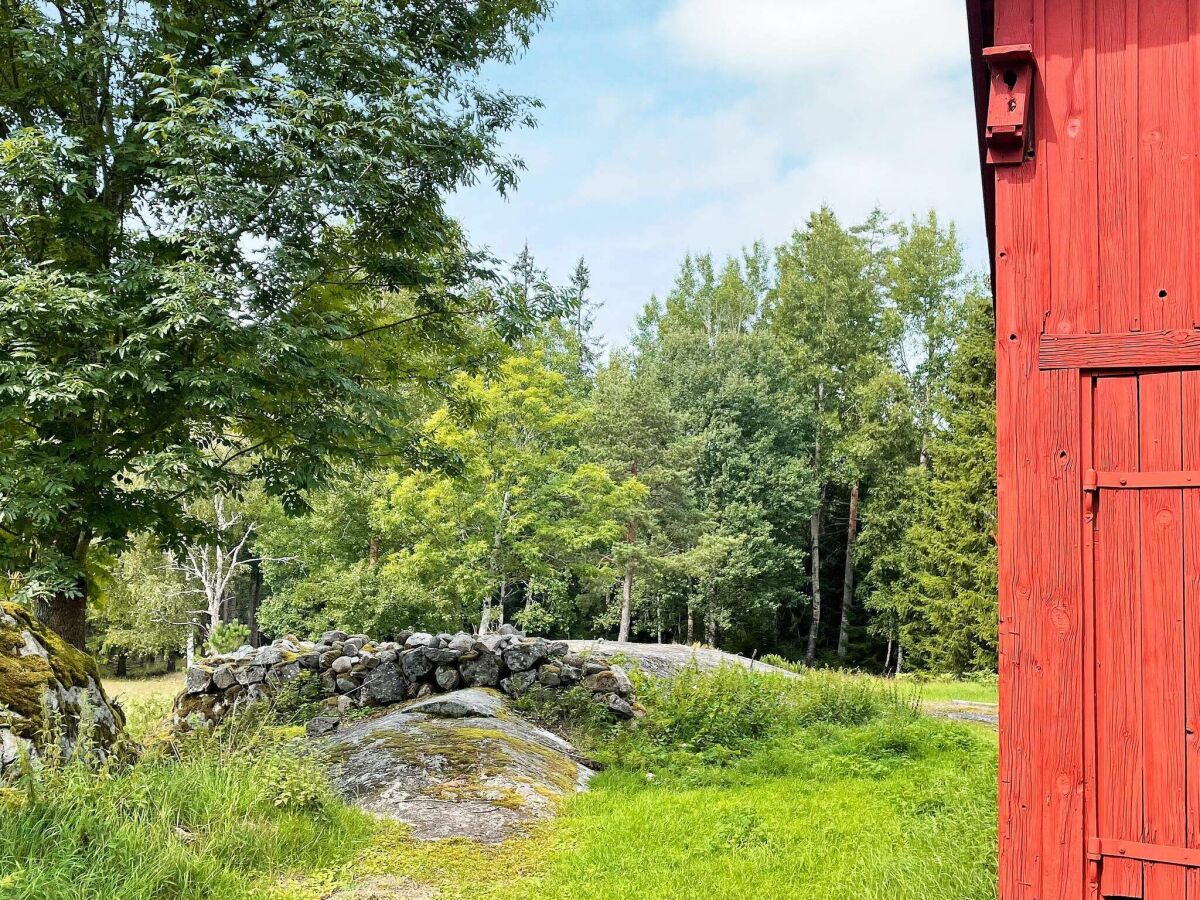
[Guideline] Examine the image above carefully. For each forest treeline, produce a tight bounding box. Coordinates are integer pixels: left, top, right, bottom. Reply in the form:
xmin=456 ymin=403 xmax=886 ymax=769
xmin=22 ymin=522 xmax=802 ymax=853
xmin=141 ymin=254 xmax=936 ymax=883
xmin=89 ymin=209 xmax=997 ymax=675
xmin=0 ymin=0 xmax=993 ymax=676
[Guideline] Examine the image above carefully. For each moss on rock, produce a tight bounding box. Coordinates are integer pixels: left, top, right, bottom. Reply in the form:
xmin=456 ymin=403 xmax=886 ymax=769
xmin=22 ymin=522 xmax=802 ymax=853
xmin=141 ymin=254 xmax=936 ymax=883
xmin=0 ymin=602 xmax=125 ymax=759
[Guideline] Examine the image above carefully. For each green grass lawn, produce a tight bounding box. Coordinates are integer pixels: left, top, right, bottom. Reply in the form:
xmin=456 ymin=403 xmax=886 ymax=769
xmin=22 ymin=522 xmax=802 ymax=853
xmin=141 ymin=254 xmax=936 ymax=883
xmin=479 ymin=720 xmax=998 ymax=900
xmin=900 ymin=677 xmax=998 ymax=706
xmin=3 ymin=668 xmax=998 ymax=900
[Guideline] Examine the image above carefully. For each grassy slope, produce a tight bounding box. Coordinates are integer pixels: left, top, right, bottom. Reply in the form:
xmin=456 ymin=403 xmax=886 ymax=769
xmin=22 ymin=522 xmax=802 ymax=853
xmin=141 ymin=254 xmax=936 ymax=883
xmin=483 ymin=721 xmax=998 ymax=900
xmin=293 ymin=670 xmax=999 ymax=900
xmin=1 ymin=669 xmax=998 ymax=900
xmin=106 ymin=674 xmax=184 ymax=705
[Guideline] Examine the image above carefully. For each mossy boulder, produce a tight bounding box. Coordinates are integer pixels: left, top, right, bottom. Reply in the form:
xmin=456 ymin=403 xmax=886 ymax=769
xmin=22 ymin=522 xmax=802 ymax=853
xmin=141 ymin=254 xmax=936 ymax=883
xmin=320 ymin=687 xmax=593 ymax=843
xmin=0 ymin=603 xmax=126 ymax=775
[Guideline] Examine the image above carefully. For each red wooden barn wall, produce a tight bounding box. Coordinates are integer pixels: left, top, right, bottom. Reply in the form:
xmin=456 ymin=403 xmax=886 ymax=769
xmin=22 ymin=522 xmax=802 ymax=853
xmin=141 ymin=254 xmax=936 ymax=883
xmin=966 ymin=0 xmax=1200 ymax=896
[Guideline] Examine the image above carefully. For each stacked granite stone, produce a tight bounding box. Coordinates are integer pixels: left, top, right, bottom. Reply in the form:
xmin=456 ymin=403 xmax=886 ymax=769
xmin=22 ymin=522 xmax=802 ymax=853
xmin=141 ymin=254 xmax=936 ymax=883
xmin=173 ymin=625 xmax=640 ymax=730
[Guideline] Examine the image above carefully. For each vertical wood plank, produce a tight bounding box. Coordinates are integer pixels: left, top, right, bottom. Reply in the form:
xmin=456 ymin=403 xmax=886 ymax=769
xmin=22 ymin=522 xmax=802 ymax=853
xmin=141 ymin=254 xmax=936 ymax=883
xmin=1183 ymin=371 xmax=1200 ymax=900
xmin=1138 ymin=371 xmax=1186 ymax=900
xmin=1044 ymin=0 xmax=1099 ymax=336
xmin=1096 ymin=0 xmax=1140 ymax=332
xmin=1036 ymin=3 xmax=1087 ymax=896
xmin=1043 ymin=369 xmax=1084 ymax=899
xmin=1138 ymin=0 xmax=1194 ymax=333
xmin=1139 ymin=3 xmax=1194 ymax=894
xmin=995 ymin=169 xmax=1044 ymax=900
xmin=994 ymin=0 xmax=1054 ymax=895
xmin=1093 ymin=375 xmax=1144 ymax=898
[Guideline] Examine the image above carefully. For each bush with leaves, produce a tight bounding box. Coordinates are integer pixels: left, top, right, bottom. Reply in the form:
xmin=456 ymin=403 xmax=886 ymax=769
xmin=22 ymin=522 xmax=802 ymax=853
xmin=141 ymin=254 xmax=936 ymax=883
xmin=206 ymin=620 xmax=251 ymax=656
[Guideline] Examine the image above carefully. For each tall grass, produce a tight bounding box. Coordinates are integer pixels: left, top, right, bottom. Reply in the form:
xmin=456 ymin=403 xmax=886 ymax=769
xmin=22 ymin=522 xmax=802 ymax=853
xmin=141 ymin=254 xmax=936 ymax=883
xmin=0 ymin=721 xmax=372 ymax=899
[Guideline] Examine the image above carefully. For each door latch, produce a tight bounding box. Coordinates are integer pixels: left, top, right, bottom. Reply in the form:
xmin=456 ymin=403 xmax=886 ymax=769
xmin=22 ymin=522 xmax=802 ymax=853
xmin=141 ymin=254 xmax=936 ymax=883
xmin=1083 ymin=467 xmax=1098 ymax=522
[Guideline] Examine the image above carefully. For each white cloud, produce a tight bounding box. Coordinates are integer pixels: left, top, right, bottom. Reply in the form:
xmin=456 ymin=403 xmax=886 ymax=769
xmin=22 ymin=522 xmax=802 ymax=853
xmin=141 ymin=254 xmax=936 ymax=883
xmin=572 ymin=101 xmax=785 ymax=205
xmin=449 ymin=1 xmax=987 ymax=346
xmin=659 ymin=0 xmax=965 ymax=80
xmin=559 ymin=2 xmax=986 ymax=342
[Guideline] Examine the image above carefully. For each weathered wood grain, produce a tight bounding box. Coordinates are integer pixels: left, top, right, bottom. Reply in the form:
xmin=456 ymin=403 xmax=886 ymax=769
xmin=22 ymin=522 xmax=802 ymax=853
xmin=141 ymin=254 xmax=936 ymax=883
xmin=1139 ymin=371 xmax=1187 ymax=899
xmin=1040 ymin=329 xmax=1200 ymax=370
xmin=1093 ymin=375 xmax=1144 ymax=897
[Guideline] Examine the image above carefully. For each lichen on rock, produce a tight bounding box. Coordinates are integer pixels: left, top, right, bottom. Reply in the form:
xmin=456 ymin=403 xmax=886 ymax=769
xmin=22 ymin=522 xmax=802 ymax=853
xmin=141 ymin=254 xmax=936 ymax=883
xmin=0 ymin=603 xmax=126 ymax=776
xmin=320 ymin=688 xmax=593 ymax=843
xmin=173 ymin=626 xmax=643 ymax=731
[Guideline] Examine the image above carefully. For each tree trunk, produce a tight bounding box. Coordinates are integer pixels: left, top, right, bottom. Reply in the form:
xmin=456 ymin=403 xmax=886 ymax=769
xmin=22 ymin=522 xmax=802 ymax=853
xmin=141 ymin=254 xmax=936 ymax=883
xmin=704 ymin=599 xmax=717 ymax=647
xmin=837 ymin=481 xmax=860 ymax=660
xmin=248 ymin=558 xmax=263 ymax=647
xmin=896 ymin=642 xmax=905 ymax=676
xmin=207 ymin=593 xmax=223 ymax=647
xmin=617 ymin=463 xmax=637 ymax=643
xmin=805 ymin=381 xmax=825 ymax=667
xmin=166 ymin=651 xmax=178 ymax=674
xmin=480 ymin=595 xmax=493 ymax=636
xmin=805 ymin=487 xmax=825 ymax=665
xmin=618 ymin=560 xmax=633 ymax=642
xmin=686 ymin=603 xmax=694 ymax=644
xmin=115 ymin=652 xmax=128 ymax=678
xmin=884 ymin=639 xmax=894 ymax=676
xmin=39 ymin=583 xmax=88 ymax=651
xmin=368 ymin=535 xmax=380 ymax=567
xmin=481 ymin=489 xmax=512 ymax=635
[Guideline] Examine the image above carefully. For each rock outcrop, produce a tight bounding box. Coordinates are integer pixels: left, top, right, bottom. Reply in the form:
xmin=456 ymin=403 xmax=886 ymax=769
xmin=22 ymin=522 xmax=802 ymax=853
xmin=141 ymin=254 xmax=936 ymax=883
xmin=174 ymin=626 xmax=643 ymax=730
xmin=563 ymin=639 xmax=800 ymax=679
xmin=0 ymin=603 xmax=126 ymax=776
xmin=321 ymin=687 xmax=593 ymax=843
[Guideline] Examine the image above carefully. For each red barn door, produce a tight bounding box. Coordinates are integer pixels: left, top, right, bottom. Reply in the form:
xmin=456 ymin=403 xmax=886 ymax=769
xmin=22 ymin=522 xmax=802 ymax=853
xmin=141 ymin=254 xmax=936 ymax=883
xmin=1087 ymin=370 xmax=1200 ymax=899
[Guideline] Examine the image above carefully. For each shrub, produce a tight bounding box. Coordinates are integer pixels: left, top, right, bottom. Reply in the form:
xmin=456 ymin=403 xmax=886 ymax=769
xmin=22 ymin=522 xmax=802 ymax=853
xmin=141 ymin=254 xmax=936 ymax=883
xmin=634 ymin=665 xmax=793 ymax=754
xmin=206 ymin=620 xmax=251 ymax=655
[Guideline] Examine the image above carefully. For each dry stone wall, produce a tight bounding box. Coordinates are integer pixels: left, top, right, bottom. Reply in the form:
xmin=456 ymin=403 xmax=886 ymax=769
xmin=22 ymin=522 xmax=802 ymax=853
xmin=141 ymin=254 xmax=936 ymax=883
xmin=174 ymin=625 xmax=642 ymax=729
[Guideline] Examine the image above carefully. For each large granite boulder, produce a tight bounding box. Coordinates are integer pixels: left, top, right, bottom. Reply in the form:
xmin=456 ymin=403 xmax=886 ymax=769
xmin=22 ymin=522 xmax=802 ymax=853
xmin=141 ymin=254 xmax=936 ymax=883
xmin=0 ymin=603 xmax=126 ymax=776
xmin=320 ymin=688 xmax=593 ymax=843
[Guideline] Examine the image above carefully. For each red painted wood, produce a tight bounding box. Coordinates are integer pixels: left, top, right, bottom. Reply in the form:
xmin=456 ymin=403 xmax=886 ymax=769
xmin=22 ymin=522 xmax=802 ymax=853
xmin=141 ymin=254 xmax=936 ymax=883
xmin=1097 ymin=0 xmax=1140 ymax=333
xmin=1093 ymin=375 xmax=1144 ymax=897
xmin=1138 ymin=0 xmax=1193 ymax=334
xmin=993 ymin=6 xmax=1039 ymax=898
xmin=972 ymin=0 xmax=1200 ymax=893
xmin=1139 ymin=371 xmax=1187 ymax=900
xmin=993 ymin=6 xmax=1044 ymax=895
xmin=1183 ymin=371 xmax=1200 ymax=900
xmin=1038 ymin=4 xmax=1088 ymax=896
xmin=1094 ymin=471 xmax=1200 ymax=489
xmin=1040 ymin=329 xmax=1200 ymax=370
xmin=1045 ymin=0 xmax=1098 ymax=337
xmin=1080 ymin=374 xmax=1100 ymax=900
xmin=1092 ymin=838 xmax=1200 ymax=868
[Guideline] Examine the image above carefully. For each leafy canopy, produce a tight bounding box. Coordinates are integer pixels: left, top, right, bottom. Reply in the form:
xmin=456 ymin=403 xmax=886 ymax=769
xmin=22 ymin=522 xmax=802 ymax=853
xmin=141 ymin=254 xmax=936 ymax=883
xmin=0 ymin=0 xmax=555 ymax=596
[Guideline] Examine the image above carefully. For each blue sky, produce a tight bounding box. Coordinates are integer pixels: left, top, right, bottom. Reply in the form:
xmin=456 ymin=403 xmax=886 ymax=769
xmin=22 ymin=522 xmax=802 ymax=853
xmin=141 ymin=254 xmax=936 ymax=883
xmin=448 ymin=0 xmax=985 ymax=347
